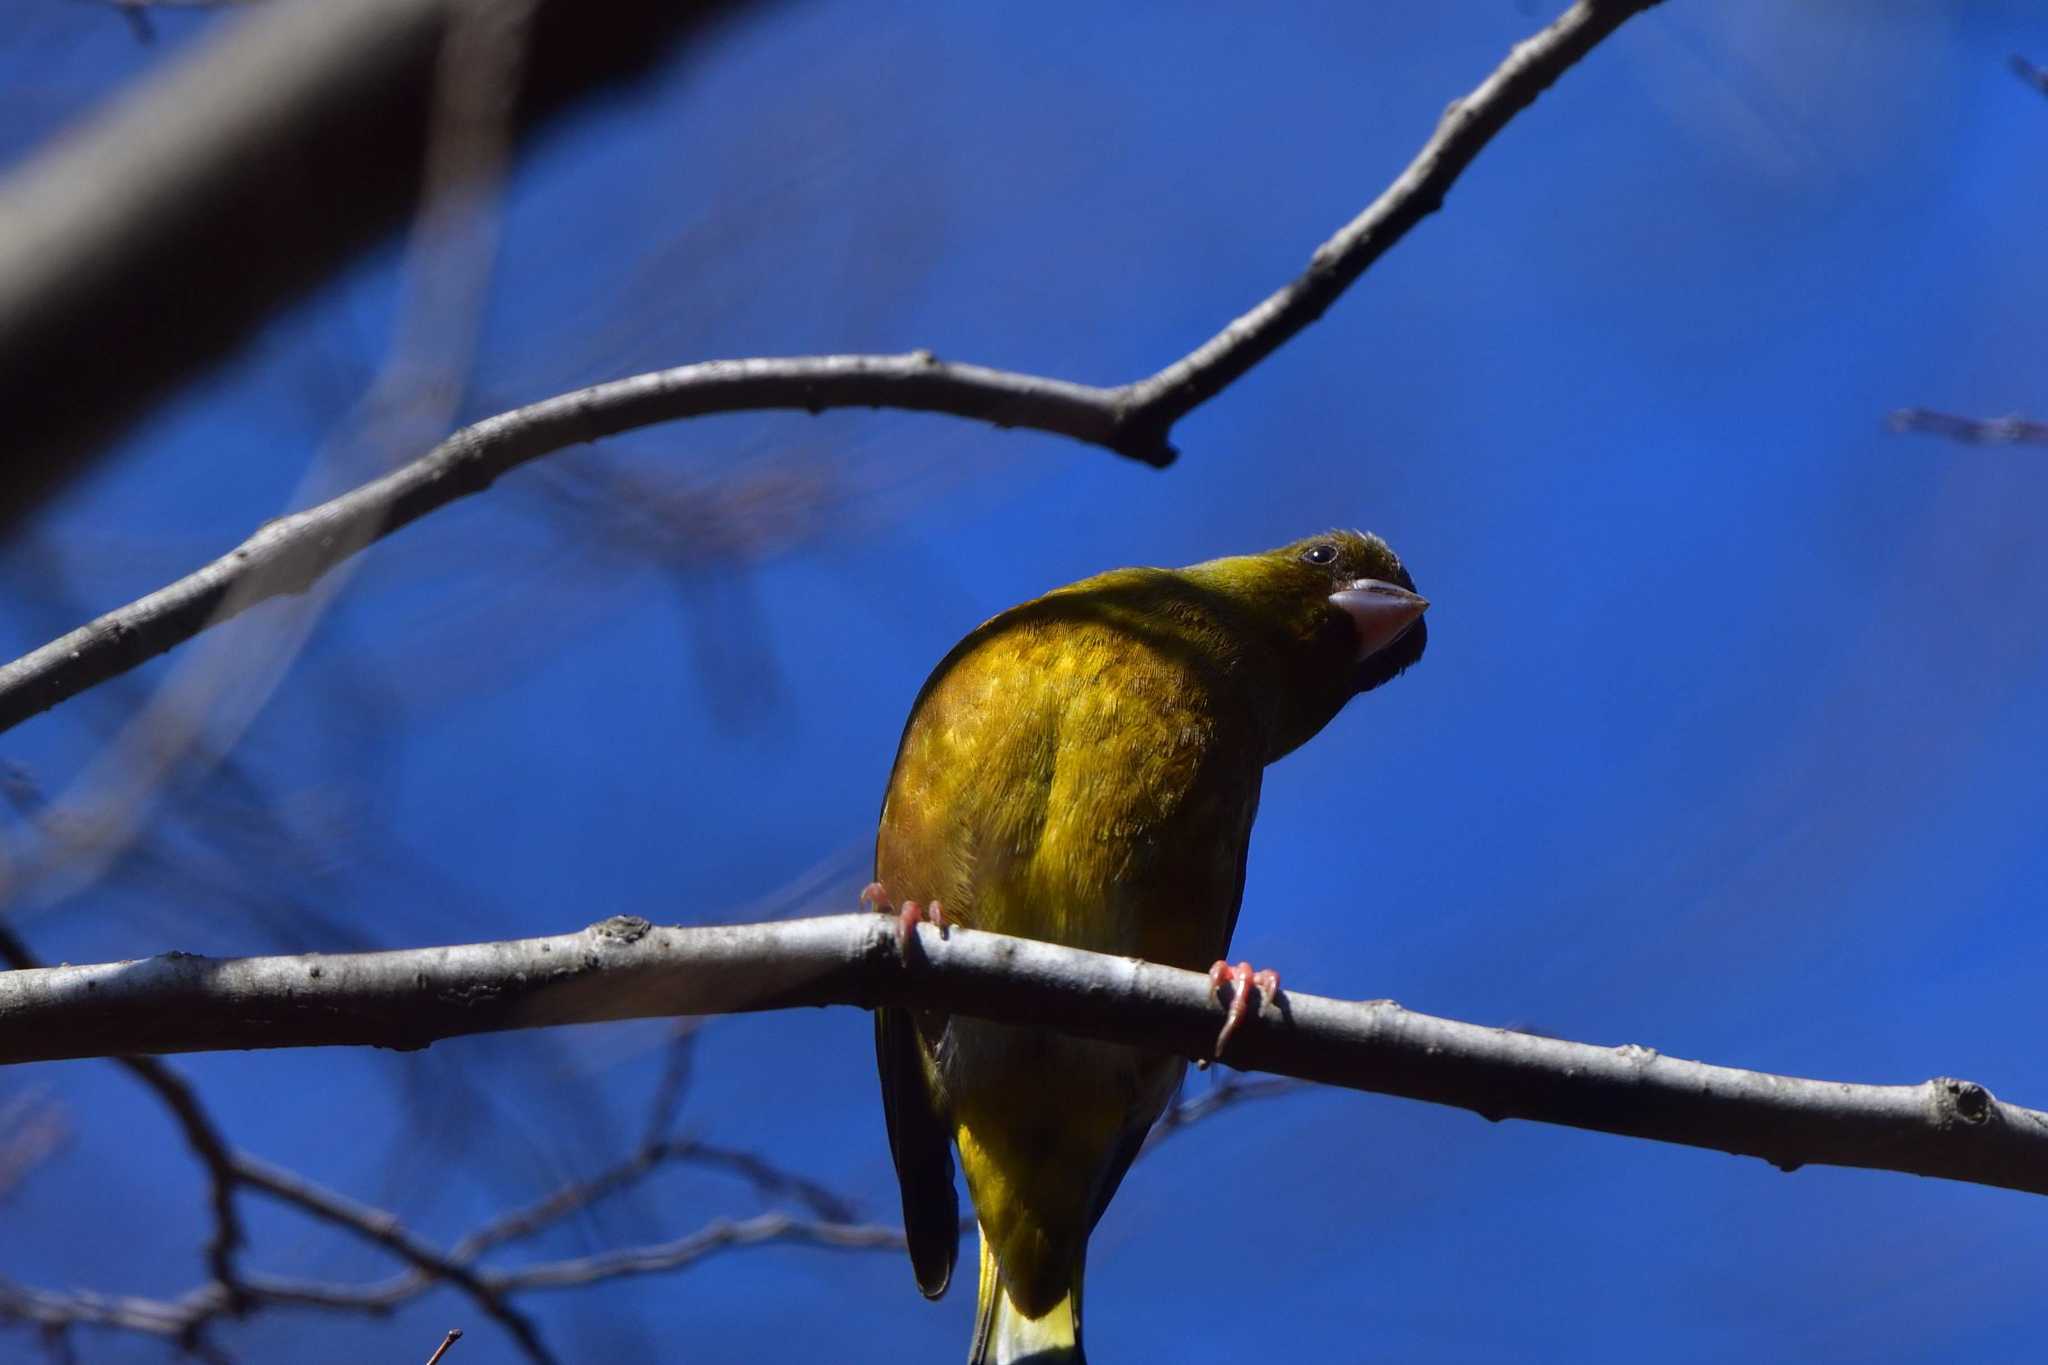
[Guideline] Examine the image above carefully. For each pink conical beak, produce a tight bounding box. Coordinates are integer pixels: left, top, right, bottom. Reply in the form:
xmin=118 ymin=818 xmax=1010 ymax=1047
xmin=1329 ymin=579 xmax=1429 ymax=661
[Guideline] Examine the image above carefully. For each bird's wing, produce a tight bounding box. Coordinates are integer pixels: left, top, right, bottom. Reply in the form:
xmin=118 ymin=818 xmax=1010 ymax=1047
xmin=876 ymin=1004 xmax=959 ymax=1298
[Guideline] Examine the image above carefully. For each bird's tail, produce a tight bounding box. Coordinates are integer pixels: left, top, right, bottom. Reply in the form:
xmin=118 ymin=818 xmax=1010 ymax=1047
xmin=968 ymin=1228 xmax=1085 ymax=1365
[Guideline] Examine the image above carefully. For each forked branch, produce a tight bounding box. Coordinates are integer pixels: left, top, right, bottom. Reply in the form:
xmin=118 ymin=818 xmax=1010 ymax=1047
xmin=0 ymin=0 xmax=1664 ymax=735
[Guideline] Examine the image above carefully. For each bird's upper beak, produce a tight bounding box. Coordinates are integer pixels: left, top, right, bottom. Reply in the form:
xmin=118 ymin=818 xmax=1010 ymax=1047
xmin=1329 ymin=579 xmax=1429 ymax=662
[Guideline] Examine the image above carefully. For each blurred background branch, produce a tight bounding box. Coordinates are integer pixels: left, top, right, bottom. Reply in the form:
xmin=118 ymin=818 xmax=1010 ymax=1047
xmin=1884 ymin=53 xmax=2043 ymax=449
xmin=1888 ymin=408 xmax=2048 ymax=447
xmin=2013 ymin=54 xmax=2048 ymax=98
xmin=0 ymin=0 xmax=1663 ymax=737
xmin=0 ymin=0 xmax=760 ymax=534
xmin=0 ymin=1029 xmax=1277 ymax=1363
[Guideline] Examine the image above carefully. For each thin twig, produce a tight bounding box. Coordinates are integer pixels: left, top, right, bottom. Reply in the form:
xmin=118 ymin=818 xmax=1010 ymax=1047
xmin=486 ymin=1213 xmax=905 ymax=1291
xmin=1112 ymin=0 xmax=1662 ymax=440
xmin=0 ymin=0 xmax=1663 ymax=737
xmin=230 ymin=1153 xmax=556 ymax=1365
xmin=449 ymin=1135 xmax=857 ymax=1262
xmin=1142 ymin=1074 xmax=1304 ymax=1156
xmin=0 ymin=1212 xmax=901 ymax=1347
xmin=640 ymin=1020 xmax=702 ymax=1148
xmin=1887 ymin=407 xmax=2048 ymax=446
xmin=4 ymin=912 xmax=2047 ymax=1200
xmin=0 ymin=1087 xmax=68 ymax=1201
xmin=0 ymin=924 xmax=249 ymax=1318
xmin=423 ymin=1327 xmax=464 ymax=1365
xmin=0 ymin=1051 xmax=1289 ymax=1352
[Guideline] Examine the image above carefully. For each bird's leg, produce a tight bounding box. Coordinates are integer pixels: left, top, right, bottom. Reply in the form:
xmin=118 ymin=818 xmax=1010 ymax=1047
xmin=862 ymin=881 xmax=947 ymax=958
xmin=1206 ymin=960 xmax=1281 ymax=1058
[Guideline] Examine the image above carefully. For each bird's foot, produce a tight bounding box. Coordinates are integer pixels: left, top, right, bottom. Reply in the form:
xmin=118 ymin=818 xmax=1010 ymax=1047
xmin=1207 ymin=960 xmax=1281 ymax=1058
xmin=861 ymin=882 xmax=947 ymax=958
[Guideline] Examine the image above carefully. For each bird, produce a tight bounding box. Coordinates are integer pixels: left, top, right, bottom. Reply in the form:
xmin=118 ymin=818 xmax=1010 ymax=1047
xmin=866 ymin=529 xmax=1427 ymax=1364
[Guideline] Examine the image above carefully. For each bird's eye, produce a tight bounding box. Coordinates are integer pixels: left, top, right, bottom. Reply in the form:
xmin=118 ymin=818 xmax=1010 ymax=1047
xmin=1300 ymin=543 xmax=1339 ymax=567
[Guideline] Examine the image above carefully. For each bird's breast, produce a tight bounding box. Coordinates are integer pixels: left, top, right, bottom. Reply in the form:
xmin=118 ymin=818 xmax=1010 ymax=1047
xmin=876 ymin=617 xmax=1261 ymax=969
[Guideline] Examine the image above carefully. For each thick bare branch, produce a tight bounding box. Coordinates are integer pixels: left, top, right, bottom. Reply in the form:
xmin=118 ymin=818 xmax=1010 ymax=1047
xmin=2 ymin=913 xmax=2042 ymax=1199
xmin=0 ymin=0 xmax=753 ymax=529
xmin=0 ymin=0 xmax=1664 ymax=737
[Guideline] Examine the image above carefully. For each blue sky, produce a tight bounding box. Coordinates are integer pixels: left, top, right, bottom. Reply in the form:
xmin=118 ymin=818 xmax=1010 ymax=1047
xmin=4 ymin=2 xmax=2047 ymax=1361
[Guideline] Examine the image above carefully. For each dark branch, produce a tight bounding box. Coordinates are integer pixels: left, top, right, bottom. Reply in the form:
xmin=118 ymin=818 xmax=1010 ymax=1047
xmin=230 ymin=1153 xmax=556 ymax=1365
xmin=0 ymin=0 xmax=1664 ymax=736
xmin=1116 ymin=0 xmax=1664 ymax=438
xmin=0 ymin=1212 xmax=902 ymax=1349
xmin=3 ymin=913 xmax=2044 ymax=1200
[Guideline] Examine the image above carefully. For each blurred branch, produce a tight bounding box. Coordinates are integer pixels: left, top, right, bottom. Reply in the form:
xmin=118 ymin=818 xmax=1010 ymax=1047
xmin=231 ymin=1153 xmax=553 ymax=1362
xmin=93 ymin=0 xmax=259 ymax=48
xmin=2013 ymin=54 xmax=2048 ymax=99
xmin=4 ymin=913 xmax=2045 ymax=1200
xmin=5 ymin=0 xmax=537 ymax=925
xmin=0 ymin=1087 xmax=67 ymax=1201
xmin=0 ymin=1213 xmax=904 ymax=1355
xmin=0 ymin=1039 xmax=880 ymax=1361
xmin=0 ymin=1027 xmax=1278 ymax=1359
xmin=0 ymin=0 xmax=757 ymax=530
xmin=450 ymin=1134 xmax=860 ymax=1262
xmin=0 ymin=925 xmax=250 ymax=1351
xmin=0 ymin=0 xmax=1663 ymax=737
xmin=1887 ymin=407 xmax=2048 ymax=447
xmin=1139 ymin=1074 xmax=1303 ymax=1157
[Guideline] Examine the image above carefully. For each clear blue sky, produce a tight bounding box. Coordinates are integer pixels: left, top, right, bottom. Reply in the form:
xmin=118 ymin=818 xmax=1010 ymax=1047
xmin=4 ymin=2 xmax=2047 ymax=1361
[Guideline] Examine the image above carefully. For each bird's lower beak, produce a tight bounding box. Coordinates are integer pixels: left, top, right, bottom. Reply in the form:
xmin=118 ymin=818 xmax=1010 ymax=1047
xmin=1330 ymin=579 xmax=1429 ymax=661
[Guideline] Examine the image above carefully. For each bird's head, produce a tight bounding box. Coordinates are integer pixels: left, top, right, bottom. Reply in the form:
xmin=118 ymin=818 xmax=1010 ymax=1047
xmin=1182 ymin=529 xmax=1427 ymax=757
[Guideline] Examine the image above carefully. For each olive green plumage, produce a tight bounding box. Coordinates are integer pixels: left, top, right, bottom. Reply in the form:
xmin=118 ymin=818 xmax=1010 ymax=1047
xmin=873 ymin=531 xmax=1427 ymax=1364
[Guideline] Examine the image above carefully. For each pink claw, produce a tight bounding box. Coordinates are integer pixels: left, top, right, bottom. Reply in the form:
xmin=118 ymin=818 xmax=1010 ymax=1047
xmin=1207 ymin=959 xmax=1281 ymax=1057
xmin=863 ymin=882 xmax=945 ymax=958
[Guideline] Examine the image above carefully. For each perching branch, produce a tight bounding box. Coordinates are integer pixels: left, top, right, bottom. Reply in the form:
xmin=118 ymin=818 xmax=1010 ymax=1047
xmin=4 ymin=913 xmax=2044 ymax=1200
xmin=0 ymin=0 xmax=1663 ymax=737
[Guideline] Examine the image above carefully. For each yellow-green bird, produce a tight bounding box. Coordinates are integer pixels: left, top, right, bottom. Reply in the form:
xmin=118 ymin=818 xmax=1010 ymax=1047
xmin=869 ymin=530 xmax=1428 ymax=1364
